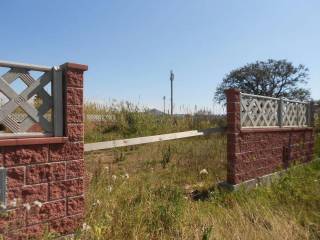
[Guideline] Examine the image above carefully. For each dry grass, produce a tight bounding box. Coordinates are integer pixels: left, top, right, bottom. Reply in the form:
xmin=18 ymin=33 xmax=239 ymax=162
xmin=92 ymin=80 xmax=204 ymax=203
xmin=76 ymin=134 xmax=320 ymax=240
xmin=72 ymin=103 xmax=320 ymax=240
xmin=84 ymin=101 xmax=226 ymax=143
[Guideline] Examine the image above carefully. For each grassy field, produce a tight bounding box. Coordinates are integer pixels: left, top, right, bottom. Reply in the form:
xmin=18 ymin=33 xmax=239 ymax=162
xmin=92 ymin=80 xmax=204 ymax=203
xmin=61 ymin=103 xmax=320 ymax=239
xmin=80 ymin=146 xmax=320 ymax=240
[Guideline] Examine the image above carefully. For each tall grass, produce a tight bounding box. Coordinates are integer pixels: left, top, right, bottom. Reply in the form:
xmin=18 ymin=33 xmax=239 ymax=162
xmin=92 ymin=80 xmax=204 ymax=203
xmin=73 ymin=101 xmax=320 ymax=239
xmin=84 ymin=101 xmax=226 ymax=143
xmin=314 ymin=115 xmax=320 ymax=158
xmin=79 ymin=144 xmax=320 ymax=239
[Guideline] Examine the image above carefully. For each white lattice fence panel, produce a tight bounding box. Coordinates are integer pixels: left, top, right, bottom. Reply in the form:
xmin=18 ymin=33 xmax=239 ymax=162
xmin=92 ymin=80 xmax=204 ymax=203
xmin=240 ymin=93 xmax=310 ymax=128
xmin=241 ymin=94 xmax=279 ymax=127
xmin=297 ymin=103 xmax=308 ymax=126
xmin=283 ymin=101 xmax=308 ymax=127
xmin=0 ymin=61 xmax=64 ymax=136
xmin=0 ymin=68 xmax=53 ymax=133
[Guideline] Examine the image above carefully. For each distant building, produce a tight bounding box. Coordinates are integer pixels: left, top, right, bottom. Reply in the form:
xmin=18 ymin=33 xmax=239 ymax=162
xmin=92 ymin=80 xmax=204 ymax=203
xmin=147 ymin=108 xmax=165 ymax=115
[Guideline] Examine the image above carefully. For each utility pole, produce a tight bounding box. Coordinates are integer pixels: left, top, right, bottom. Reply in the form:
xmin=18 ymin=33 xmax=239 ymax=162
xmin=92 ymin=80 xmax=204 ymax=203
xmin=212 ymin=97 xmax=215 ymax=116
xmin=170 ymin=70 xmax=174 ymax=115
xmin=163 ymin=96 xmax=166 ymax=114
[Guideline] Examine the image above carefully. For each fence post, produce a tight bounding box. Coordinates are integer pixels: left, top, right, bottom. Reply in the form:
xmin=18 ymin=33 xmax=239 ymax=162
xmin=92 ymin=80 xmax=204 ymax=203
xmin=53 ymin=67 xmax=64 ymax=136
xmin=278 ymin=98 xmax=283 ymax=127
xmin=309 ymin=101 xmax=315 ymax=127
xmin=55 ymin=62 xmax=87 ymax=236
xmin=0 ymin=168 xmax=6 ymax=207
xmin=296 ymin=102 xmax=299 ymax=126
xmin=225 ymin=88 xmax=241 ymax=184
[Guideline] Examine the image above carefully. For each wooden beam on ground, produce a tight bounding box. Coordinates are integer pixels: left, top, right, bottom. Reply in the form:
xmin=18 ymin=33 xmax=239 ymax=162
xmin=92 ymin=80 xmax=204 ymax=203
xmin=84 ymin=127 xmax=226 ymax=152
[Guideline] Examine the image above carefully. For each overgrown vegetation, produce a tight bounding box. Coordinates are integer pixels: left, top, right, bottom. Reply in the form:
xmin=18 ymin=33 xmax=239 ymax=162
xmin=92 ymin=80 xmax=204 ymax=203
xmin=314 ymin=115 xmax=320 ymax=158
xmin=84 ymin=101 xmax=226 ymax=143
xmin=79 ymin=143 xmax=320 ymax=239
xmin=74 ymin=102 xmax=320 ymax=239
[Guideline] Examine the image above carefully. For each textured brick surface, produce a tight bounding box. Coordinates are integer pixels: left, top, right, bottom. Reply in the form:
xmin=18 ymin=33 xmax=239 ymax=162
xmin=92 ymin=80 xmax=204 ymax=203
xmin=64 ymin=142 xmax=84 ymax=160
xmin=0 ymin=152 xmax=3 ymax=167
xmin=7 ymin=167 xmax=25 ymax=188
xmin=228 ymin=129 xmax=314 ymax=184
xmin=0 ymin=208 xmax=26 ymax=233
xmin=67 ymin=195 xmax=85 ymax=215
xmin=49 ymin=178 xmax=83 ymax=200
xmin=1 ymin=146 xmax=17 ymax=166
xmin=3 ymin=145 xmax=48 ymax=167
xmin=66 ymin=160 xmax=84 ymax=179
xmin=67 ymin=124 xmax=84 ymax=142
xmin=26 ymin=162 xmax=66 ymax=184
xmin=50 ymin=214 xmax=83 ymax=235
xmin=7 ymin=223 xmax=47 ymax=240
xmin=67 ymin=87 xmax=83 ymax=106
xmin=22 ymin=184 xmax=48 ymax=202
xmin=65 ymin=70 xmax=84 ymax=88
xmin=27 ymin=200 xmax=66 ymax=225
xmin=49 ymin=142 xmax=84 ymax=162
xmin=66 ymin=105 xmax=83 ymax=123
xmin=49 ymin=143 xmax=65 ymax=162
xmin=1 ymin=63 xmax=86 ymax=239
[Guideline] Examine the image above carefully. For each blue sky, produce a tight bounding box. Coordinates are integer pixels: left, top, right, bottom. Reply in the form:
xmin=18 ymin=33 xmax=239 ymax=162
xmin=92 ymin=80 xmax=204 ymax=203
xmin=1 ymin=0 xmax=319 ymax=113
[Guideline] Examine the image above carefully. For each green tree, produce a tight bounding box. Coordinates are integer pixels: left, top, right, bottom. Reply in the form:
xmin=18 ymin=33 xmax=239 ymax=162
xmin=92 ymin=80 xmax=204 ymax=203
xmin=215 ymin=59 xmax=310 ymax=103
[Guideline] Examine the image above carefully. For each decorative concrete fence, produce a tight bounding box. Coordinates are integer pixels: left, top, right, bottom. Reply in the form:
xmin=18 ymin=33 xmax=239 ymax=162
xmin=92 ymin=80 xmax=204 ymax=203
xmin=225 ymin=89 xmax=314 ymax=187
xmin=0 ymin=61 xmax=315 ymax=239
xmin=0 ymin=60 xmax=87 ymax=239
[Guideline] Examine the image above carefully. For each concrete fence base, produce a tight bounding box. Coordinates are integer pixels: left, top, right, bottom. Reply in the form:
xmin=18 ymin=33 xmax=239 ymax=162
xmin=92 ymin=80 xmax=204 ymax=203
xmin=219 ymin=158 xmax=319 ymax=191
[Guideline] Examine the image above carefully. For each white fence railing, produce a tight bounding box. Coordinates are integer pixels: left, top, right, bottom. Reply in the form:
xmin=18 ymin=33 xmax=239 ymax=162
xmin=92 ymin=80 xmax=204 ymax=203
xmin=240 ymin=93 xmax=312 ymax=128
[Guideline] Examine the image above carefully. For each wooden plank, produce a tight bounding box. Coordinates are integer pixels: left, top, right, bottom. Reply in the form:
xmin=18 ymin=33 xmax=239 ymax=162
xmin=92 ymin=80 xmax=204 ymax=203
xmin=0 ymin=60 xmax=52 ymax=72
xmin=52 ymin=69 xmax=63 ymax=136
xmin=84 ymin=127 xmax=226 ymax=152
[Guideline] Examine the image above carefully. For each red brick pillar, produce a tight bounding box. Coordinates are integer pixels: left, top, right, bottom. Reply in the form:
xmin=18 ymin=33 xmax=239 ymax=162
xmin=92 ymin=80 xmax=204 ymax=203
xmin=49 ymin=63 xmax=88 ymax=235
xmin=0 ymin=62 xmax=87 ymax=239
xmin=225 ymin=89 xmax=241 ymax=184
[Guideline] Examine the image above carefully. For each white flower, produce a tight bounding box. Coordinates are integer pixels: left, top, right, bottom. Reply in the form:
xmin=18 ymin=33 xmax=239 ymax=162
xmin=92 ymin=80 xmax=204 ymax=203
xmin=33 ymin=200 xmax=43 ymax=208
xmin=107 ymin=186 xmax=113 ymax=193
xmin=10 ymin=198 xmax=17 ymax=208
xmin=124 ymin=173 xmax=129 ymax=179
xmin=82 ymin=223 xmax=91 ymax=231
xmin=200 ymin=169 xmax=208 ymax=175
xmin=23 ymin=203 xmax=31 ymax=211
xmin=112 ymin=175 xmax=117 ymax=181
xmin=105 ymin=166 xmax=109 ymax=172
xmin=0 ymin=203 xmax=6 ymax=210
xmin=93 ymin=199 xmax=101 ymax=207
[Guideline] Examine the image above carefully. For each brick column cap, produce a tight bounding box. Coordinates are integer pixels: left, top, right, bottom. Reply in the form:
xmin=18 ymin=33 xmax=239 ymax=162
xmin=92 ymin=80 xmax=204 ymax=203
xmin=60 ymin=62 xmax=88 ymax=71
xmin=224 ymin=88 xmax=241 ymax=94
